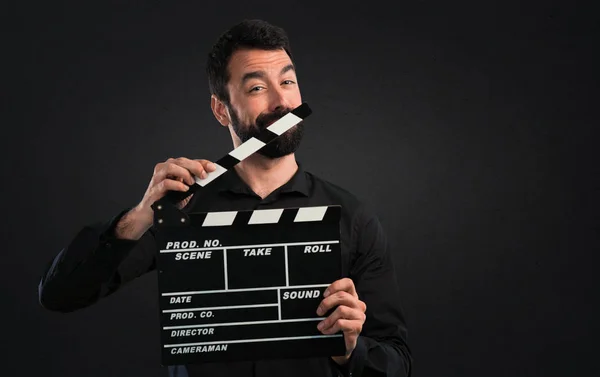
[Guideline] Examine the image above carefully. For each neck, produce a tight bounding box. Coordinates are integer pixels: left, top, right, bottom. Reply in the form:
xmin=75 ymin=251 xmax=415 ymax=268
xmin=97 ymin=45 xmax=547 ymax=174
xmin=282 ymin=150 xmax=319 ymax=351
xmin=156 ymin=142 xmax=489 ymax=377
xmin=234 ymin=154 xmax=298 ymax=199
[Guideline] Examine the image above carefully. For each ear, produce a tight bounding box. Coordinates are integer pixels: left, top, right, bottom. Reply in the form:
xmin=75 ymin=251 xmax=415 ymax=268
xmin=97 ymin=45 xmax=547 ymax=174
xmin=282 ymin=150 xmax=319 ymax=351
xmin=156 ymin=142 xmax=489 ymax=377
xmin=211 ymin=95 xmax=230 ymax=127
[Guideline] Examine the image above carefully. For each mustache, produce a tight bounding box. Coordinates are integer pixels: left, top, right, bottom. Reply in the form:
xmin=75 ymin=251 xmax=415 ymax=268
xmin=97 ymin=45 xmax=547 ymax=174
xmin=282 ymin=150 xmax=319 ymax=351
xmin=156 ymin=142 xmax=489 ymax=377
xmin=255 ymin=108 xmax=292 ymax=130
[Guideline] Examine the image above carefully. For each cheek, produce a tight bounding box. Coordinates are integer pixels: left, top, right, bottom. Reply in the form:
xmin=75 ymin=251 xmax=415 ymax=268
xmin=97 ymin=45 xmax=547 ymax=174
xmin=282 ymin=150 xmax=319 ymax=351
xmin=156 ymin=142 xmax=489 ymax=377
xmin=231 ymin=98 xmax=258 ymax=124
xmin=242 ymin=101 xmax=267 ymax=122
xmin=290 ymin=89 xmax=302 ymax=106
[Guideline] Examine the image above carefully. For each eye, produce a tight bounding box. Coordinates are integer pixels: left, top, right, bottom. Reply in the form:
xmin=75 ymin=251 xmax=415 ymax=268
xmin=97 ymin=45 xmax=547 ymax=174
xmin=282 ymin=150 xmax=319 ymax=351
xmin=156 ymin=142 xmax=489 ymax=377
xmin=282 ymin=80 xmax=295 ymax=85
xmin=249 ymin=86 xmax=265 ymax=93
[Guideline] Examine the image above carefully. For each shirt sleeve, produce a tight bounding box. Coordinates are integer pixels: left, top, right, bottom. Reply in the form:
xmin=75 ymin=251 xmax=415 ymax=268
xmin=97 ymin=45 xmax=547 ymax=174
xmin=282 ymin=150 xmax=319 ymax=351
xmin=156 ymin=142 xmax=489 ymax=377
xmin=330 ymin=204 xmax=413 ymax=377
xmin=38 ymin=208 xmax=158 ymax=313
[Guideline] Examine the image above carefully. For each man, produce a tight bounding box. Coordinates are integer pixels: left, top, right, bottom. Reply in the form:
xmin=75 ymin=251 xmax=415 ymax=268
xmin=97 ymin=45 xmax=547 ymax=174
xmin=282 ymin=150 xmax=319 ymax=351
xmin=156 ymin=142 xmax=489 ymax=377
xmin=38 ymin=19 xmax=412 ymax=377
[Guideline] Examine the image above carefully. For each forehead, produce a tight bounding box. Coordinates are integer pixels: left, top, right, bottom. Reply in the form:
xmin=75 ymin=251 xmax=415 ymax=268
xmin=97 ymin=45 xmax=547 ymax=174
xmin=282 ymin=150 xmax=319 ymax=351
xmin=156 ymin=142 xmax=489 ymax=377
xmin=227 ymin=48 xmax=293 ymax=79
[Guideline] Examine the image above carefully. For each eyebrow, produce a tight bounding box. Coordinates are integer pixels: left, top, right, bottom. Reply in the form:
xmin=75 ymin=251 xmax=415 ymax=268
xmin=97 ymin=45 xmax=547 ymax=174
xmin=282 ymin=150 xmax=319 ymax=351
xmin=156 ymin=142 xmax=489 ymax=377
xmin=241 ymin=64 xmax=295 ymax=85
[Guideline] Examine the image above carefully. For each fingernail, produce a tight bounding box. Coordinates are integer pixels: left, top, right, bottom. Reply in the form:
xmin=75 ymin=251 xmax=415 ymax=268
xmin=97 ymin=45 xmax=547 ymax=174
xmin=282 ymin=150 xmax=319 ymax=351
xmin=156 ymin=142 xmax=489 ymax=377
xmin=201 ymin=171 xmax=207 ymax=179
xmin=323 ymin=290 xmax=330 ymax=297
xmin=209 ymin=162 xmax=216 ymax=170
xmin=316 ymin=306 xmax=323 ymax=316
xmin=317 ymin=321 xmax=324 ymax=330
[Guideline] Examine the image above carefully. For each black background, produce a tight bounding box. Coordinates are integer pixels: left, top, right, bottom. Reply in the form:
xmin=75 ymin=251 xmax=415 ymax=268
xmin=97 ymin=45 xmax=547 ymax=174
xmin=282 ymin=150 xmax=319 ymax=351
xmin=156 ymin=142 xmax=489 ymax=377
xmin=2 ymin=1 xmax=598 ymax=376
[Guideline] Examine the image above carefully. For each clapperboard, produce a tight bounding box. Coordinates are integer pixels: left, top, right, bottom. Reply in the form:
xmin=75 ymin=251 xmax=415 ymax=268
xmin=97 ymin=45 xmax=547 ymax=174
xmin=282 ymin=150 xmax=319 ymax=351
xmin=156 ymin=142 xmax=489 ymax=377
xmin=151 ymin=103 xmax=346 ymax=365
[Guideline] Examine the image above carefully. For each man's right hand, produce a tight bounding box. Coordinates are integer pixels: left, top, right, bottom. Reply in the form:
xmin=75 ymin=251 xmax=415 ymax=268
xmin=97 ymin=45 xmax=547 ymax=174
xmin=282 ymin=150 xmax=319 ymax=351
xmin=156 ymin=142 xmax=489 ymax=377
xmin=114 ymin=158 xmax=216 ymax=240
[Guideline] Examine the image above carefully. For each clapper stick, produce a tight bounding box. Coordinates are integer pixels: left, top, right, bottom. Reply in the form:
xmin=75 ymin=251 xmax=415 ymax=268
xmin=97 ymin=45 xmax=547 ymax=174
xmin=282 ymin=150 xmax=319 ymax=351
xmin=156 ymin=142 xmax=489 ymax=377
xmin=152 ymin=103 xmax=312 ymax=217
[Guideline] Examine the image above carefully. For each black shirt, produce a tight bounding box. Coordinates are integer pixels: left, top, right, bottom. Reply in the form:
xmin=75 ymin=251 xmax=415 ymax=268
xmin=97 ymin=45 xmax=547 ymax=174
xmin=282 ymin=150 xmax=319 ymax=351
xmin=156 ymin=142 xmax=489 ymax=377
xmin=38 ymin=162 xmax=412 ymax=377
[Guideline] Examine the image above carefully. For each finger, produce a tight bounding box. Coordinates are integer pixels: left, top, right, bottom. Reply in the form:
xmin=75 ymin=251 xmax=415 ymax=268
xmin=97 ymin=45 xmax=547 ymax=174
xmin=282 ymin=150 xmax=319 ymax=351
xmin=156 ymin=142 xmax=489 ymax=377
xmin=167 ymin=157 xmax=209 ymax=180
xmin=317 ymin=305 xmax=365 ymax=333
xmin=324 ymin=278 xmax=357 ymax=299
xmin=176 ymin=194 xmax=194 ymax=210
xmin=321 ymin=318 xmax=362 ymax=336
xmin=172 ymin=158 xmax=217 ymax=180
xmin=196 ymin=159 xmax=217 ymax=172
xmin=316 ymin=291 xmax=364 ymax=315
xmin=151 ymin=178 xmax=190 ymax=200
xmin=156 ymin=161 xmax=196 ymax=185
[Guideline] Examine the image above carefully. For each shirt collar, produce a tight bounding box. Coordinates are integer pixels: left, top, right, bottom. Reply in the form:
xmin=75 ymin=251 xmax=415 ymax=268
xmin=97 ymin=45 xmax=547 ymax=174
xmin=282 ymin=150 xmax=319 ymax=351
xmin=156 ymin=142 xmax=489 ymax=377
xmin=218 ymin=161 xmax=310 ymax=197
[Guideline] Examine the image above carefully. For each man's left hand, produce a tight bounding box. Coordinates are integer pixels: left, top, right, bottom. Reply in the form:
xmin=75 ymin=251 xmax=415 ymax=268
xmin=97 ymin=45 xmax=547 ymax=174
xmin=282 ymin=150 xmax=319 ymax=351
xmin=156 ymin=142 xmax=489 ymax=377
xmin=316 ymin=278 xmax=367 ymax=365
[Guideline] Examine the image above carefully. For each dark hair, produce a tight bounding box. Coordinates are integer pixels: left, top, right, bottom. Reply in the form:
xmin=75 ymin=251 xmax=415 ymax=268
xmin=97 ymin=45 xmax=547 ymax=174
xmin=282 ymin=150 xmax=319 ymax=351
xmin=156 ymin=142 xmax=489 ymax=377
xmin=206 ymin=19 xmax=293 ymax=107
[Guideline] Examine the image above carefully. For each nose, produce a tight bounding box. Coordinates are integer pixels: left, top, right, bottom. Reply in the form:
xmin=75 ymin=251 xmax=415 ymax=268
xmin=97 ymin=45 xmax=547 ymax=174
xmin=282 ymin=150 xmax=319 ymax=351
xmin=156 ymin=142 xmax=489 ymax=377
xmin=268 ymin=85 xmax=291 ymax=113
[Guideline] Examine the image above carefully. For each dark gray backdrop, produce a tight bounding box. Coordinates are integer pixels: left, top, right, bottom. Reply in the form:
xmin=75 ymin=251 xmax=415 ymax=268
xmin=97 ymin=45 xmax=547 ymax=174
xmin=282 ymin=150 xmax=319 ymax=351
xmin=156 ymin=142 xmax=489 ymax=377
xmin=2 ymin=1 xmax=597 ymax=376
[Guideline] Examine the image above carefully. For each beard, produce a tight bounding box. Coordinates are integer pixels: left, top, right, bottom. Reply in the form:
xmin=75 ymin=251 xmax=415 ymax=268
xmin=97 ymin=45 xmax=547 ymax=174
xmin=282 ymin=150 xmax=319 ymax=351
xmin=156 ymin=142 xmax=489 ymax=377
xmin=229 ymin=105 xmax=304 ymax=159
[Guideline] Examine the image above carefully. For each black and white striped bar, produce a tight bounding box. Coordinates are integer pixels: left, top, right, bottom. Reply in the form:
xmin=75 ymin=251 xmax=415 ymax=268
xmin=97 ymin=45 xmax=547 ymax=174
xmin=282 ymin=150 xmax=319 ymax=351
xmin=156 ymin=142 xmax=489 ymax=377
xmin=198 ymin=103 xmax=311 ymax=187
xmin=197 ymin=205 xmax=332 ymax=227
xmin=157 ymin=103 xmax=311 ymax=207
xmin=154 ymin=205 xmax=345 ymax=365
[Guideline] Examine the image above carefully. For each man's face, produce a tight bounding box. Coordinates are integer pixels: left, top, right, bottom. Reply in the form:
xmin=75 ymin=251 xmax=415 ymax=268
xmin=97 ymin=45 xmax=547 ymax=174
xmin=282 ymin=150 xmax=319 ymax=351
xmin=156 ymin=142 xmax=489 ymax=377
xmin=224 ymin=48 xmax=304 ymax=158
